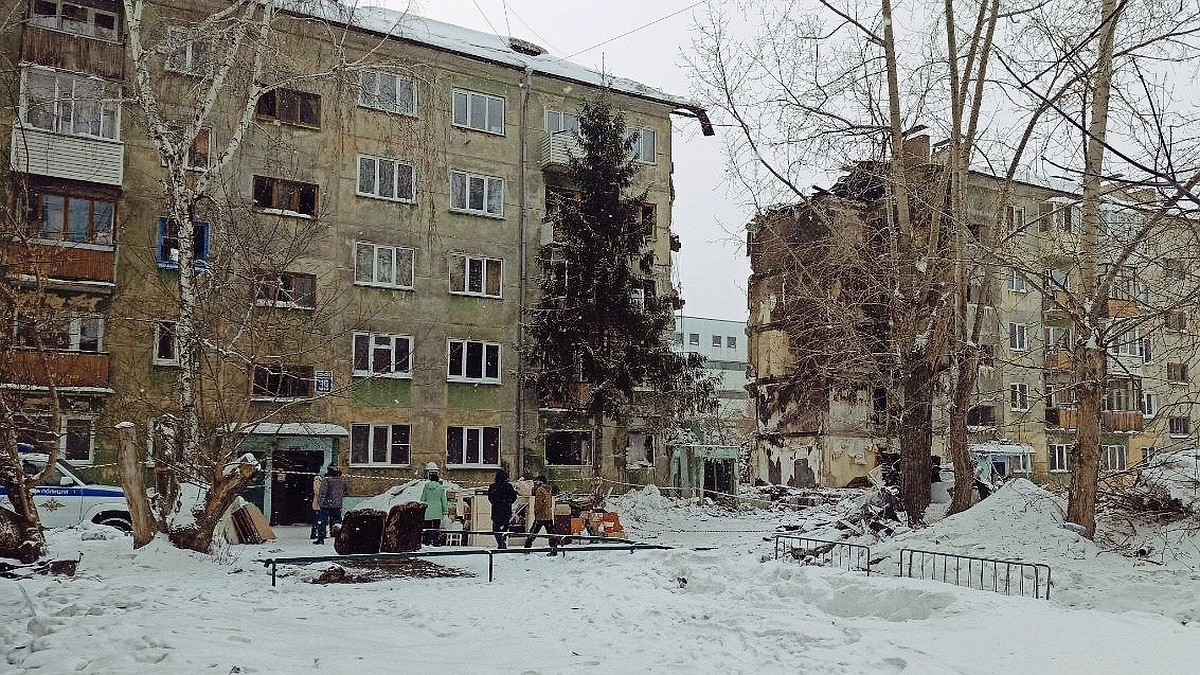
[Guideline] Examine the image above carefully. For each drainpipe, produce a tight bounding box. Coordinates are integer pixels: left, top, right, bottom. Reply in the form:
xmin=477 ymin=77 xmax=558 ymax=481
xmin=516 ymin=66 xmax=533 ymax=478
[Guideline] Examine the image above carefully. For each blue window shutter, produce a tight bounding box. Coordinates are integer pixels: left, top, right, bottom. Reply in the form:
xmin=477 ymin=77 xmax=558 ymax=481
xmin=195 ymin=222 xmax=210 ymax=262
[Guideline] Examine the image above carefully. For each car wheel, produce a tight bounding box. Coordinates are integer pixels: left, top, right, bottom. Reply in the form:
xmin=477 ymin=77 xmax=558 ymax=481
xmin=94 ymin=514 xmax=133 ymax=533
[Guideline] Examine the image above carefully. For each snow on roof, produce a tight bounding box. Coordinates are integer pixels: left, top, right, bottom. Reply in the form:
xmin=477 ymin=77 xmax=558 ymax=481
xmin=969 ymin=441 xmax=1035 ymax=456
xmin=282 ymin=2 xmax=712 ymax=134
xmin=231 ymin=422 xmax=349 ymax=436
xmin=352 ymin=479 xmax=465 ymax=512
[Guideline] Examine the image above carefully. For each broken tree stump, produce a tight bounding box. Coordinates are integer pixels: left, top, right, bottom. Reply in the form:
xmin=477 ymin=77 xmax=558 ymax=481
xmin=381 ymin=502 xmax=424 ymax=553
xmin=334 ymin=509 xmax=386 ymax=555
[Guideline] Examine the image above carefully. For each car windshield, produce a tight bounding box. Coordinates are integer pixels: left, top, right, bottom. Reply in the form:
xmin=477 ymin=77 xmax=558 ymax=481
xmin=20 ymin=457 xmax=79 ymax=486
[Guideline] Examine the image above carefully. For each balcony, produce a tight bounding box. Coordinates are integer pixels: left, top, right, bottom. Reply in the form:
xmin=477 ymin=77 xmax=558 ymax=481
xmin=0 ymin=351 xmax=110 ymax=389
xmin=22 ymin=25 xmax=125 ymax=80
xmin=540 ymin=132 xmax=583 ymax=170
xmin=1042 ymin=290 xmax=1071 ymax=316
xmin=11 ymin=126 xmax=125 ymax=186
xmin=1107 ymin=298 xmax=1140 ymax=318
xmin=1045 ymin=408 xmax=1144 ymax=432
xmin=3 ymin=241 xmax=115 ymax=285
xmin=1044 ymin=349 xmax=1071 ymax=372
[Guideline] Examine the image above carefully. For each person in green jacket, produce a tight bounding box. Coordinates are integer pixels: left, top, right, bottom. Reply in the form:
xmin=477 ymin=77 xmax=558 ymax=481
xmin=420 ymin=462 xmax=449 ymax=546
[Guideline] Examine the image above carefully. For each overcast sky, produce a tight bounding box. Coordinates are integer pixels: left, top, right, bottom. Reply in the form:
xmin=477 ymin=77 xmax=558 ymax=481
xmin=376 ymin=0 xmax=752 ymax=322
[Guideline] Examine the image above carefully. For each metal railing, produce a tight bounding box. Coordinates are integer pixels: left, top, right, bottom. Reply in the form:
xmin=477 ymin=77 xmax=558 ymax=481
xmin=258 ymin=540 xmax=672 ymax=586
xmin=897 ymin=548 xmax=1052 ymax=599
xmin=773 ymin=534 xmax=872 ymax=576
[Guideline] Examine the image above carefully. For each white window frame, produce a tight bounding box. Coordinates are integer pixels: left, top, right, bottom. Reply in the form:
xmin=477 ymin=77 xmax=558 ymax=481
xmin=21 ymin=66 xmax=121 ymax=141
xmin=448 ymin=253 xmax=503 ymax=298
xmin=1008 ymin=205 xmax=1026 ymax=235
xmin=1010 ymin=382 xmax=1030 ymax=411
xmin=1010 ymin=268 xmax=1028 ymax=292
xmin=1008 ymin=322 xmax=1028 ymax=352
xmin=352 ymin=332 xmax=413 ymax=379
xmin=153 ymin=320 xmax=179 ymax=366
xmin=452 ymin=88 xmax=505 ymax=135
xmin=629 ymin=126 xmax=657 ymax=164
xmin=447 ymin=339 xmax=501 ymax=384
xmin=349 ymin=423 xmax=412 ymax=467
xmin=449 ymin=170 xmax=504 ymax=217
xmin=1108 ymin=328 xmax=1140 ymax=358
xmin=1101 ymin=444 xmax=1127 ymax=472
xmin=1013 ymin=453 xmax=1032 ymax=474
xmin=1169 ymin=416 xmax=1191 ymax=437
xmin=59 ymin=416 xmax=95 ymax=464
xmin=1143 ymin=391 xmax=1157 ymax=418
xmin=446 ymin=425 xmax=502 ymax=468
xmin=357 ymin=155 xmax=415 ymax=203
xmin=359 ymin=70 xmax=417 ymax=116
xmin=546 ymin=109 xmax=580 ymax=135
xmin=354 ymin=242 xmax=415 ymax=290
xmin=30 ymin=0 xmax=119 ymax=41
xmin=164 ymin=27 xmax=210 ymax=76
xmin=1049 ymin=444 xmax=1070 ymax=473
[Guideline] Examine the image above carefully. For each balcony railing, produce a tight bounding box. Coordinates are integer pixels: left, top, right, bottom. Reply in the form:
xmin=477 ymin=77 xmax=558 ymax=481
xmin=1107 ymin=298 xmax=1140 ymax=318
xmin=0 ymin=350 xmax=110 ymax=388
xmin=11 ymin=126 xmax=125 ymax=186
xmin=1044 ymin=407 xmax=1144 ymax=432
xmin=1044 ymin=349 xmax=1071 ymax=372
xmin=3 ymin=242 xmax=115 ymax=284
xmin=22 ymin=25 xmax=125 ymax=80
xmin=540 ymin=132 xmax=583 ymax=169
xmin=1041 ymin=290 xmax=1072 ymax=314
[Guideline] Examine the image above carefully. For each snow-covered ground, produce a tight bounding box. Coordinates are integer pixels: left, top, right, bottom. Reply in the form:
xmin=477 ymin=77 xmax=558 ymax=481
xmin=4 ymin=482 xmax=1200 ymax=674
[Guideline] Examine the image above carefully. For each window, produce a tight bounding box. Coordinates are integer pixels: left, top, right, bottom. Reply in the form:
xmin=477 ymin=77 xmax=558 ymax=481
xmin=688 ymin=333 xmax=700 ymax=346
xmin=1164 ymin=258 xmax=1186 ymax=280
xmin=357 ymin=155 xmax=415 ymax=202
xmin=16 ymin=314 xmax=102 ymax=352
xmin=446 ymin=425 xmax=501 ymax=466
xmin=1044 ymin=267 xmax=1070 ymax=292
xmin=1170 ymin=416 xmax=1192 ymax=437
xmin=966 ymin=405 xmax=996 ymax=426
xmin=636 ymin=203 xmax=657 ymax=241
xmin=978 ymin=344 xmax=995 ymax=367
xmin=1168 ymin=362 xmax=1189 ymax=383
xmin=22 ymin=68 xmax=121 ymax=140
xmin=450 ymin=171 xmax=504 ymax=217
xmin=30 ymin=0 xmax=118 ymax=40
xmin=153 ymin=321 xmax=178 ymax=366
xmin=185 ymin=128 xmax=212 ymax=171
xmin=727 ymin=336 xmax=737 ymax=349
xmin=449 ymin=254 xmax=502 ymax=298
xmin=1140 ymin=337 xmax=1153 ymax=364
xmin=352 ymin=333 xmax=412 ymax=378
xmin=1046 ymin=326 xmax=1072 ymax=351
xmin=1007 ymin=205 xmax=1026 ymax=235
xmin=156 ymin=219 xmax=210 ymax=269
xmin=545 ymin=429 xmax=592 ymax=466
xmin=61 ymin=417 xmax=94 ymax=463
xmin=255 ymin=88 xmax=320 ymax=128
xmin=350 ymin=424 xmax=411 ymax=466
xmin=627 ymin=432 xmax=655 ymax=465
xmin=1104 ymin=379 xmax=1138 ymax=411
xmin=673 ymin=332 xmax=683 ymax=345
xmin=1142 ymin=391 xmax=1157 ymax=418
xmin=251 ymin=364 xmax=314 ymax=399
xmin=629 ymin=126 xmax=657 ymax=164
xmin=712 ymin=335 xmax=722 ymax=348
xmin=1014 ymin=453 xmax=1032 ymax=474
xmin=252 ymin=176 xmax=318 ymax=217
xmin=1050 ymin=444 xmax=1070 ymax=473
xmin=630 ymin=287 xmax=646 ymax=310
xmin=452 ymin=89 xmax=505 ymax=135
xmin=1010 ymin=383 xmax=1030 ymax=411
xmin=546 ymin=110 xmax=580 ymax=135
xmin=448 ymin=339 xmax=501 ymax=383
xmin=1008 ymin=322 xmax=1028 ymax=351
xmin=254 ymin=271 xmax=316 ymax=310
xmin=1108 ymin=329 xmax=1140 ymax=358
xmin=359 ymin=70 xmax=416 ymax=115
xmin=1166 ymin=311 xmax=1187 ymax=331
xmin=164 ymin=27 xmax=210 ymax=75
xmin=1010 ymin=269 xmax=1028 ymax=292
xmin=354 ymin=242 xmax=415 ymax=289
xmin=26 ymin=191 xmax=115 ymax=245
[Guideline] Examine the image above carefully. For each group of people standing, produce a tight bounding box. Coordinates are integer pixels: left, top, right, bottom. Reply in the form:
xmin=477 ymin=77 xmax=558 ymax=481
xmin=486 ymin=471 xmax=557 ymax=553
xmin=310 ymin=466 xmax=347 ymax=545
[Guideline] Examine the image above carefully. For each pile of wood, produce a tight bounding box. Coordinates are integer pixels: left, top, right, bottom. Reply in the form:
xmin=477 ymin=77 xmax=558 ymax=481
xmin=224 ymin=502 xmax=275 ymax=544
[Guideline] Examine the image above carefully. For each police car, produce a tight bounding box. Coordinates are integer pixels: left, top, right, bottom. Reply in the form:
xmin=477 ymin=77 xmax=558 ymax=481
xmin=0 ymin=452 xmax=132 ymax=532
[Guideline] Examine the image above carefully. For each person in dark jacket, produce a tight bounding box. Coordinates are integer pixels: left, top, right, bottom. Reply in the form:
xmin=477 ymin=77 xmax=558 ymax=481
xmin=486 ymin=470 xmax=517 ymax=548
xmin=314 ymin=467 xmax=347 ymax=545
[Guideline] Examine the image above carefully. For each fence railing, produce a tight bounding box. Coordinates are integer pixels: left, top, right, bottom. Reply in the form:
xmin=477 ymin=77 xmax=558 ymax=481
xmin=773 ymin=534 xmax=872 ymax=576
xmin=897 ymin=548 xmax=1052 ymax=599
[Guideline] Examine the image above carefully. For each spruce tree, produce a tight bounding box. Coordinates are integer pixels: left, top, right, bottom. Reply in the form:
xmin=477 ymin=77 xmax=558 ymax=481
xmin=527 ymin=94 xmax=714 ymax=464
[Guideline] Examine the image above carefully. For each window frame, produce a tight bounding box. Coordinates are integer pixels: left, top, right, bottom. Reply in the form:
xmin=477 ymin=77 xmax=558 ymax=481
xmin=448 ymin=253 xmax=503 ymax=298
xmin=156 ymin=218 xmax=210 ymax=269
xmin=356 ymin=154 xmax=415 ymax=203
xmin=252 ymin=175 xmax=319 ymax=217
xmin=446 ymin=425 xmax=501 ymax=468
xmin=1142 ymin=391 xmax=1157 ymax=418
xmin=449 ymin=170 xmax=505 ymax=218
xmin=26 ymin=190 xmax=116 ymax=247
xmin=1010 ymin=268 xmax=1028 ymax=293
xmin=1008 ymin=322 xmax=1028 ymax=352
xmin=250 ymin=364 xmax=315 ymax=400
xmin=255 ymin=88 xmax=321 ymax=128
xmin=1009 ymin=382 xmax=1030 ymax=411
xmin=351 ymin=332 xmax=413 ymax=379
xmin=60 ymin=416 xmax=95 ymax=464
xmin=354 ymin=242 xmax=415 ymax=290
xmin=358 ymin=69 xmax=417 ymax=116
xmin=447 ymin=338 xmax=502 ymax=385
xmin=1167 ymin=362 xmax=1189 ymax=384
xmin=152 ymin=320 xmax=179 ymax=366
xmin=30 ymin=0 xmax=119 ymax=41
xmin=349 ymin=423 xmax=412 ymax=467
xmin=452 ymin=88 xmax=506 ymax=135
xmin=544 ymin=429 xmax=593 ymax=467
xmin=253 ymin=271 xmax=317 ymax=310
xmin=628 ymin=126 xmax=657 ymax=164
xmin=1169 ymin=416 xmax=1192 ymax=437
xmin=726 ymin=336 xmax=737 ymax=349
xmin=1049 ymin=444 xmax=1070 ymax=473
xmin=164 ymin=26 xmax=211 ymax=76
xmin=21 ymin=67 xmax=121 ymax=140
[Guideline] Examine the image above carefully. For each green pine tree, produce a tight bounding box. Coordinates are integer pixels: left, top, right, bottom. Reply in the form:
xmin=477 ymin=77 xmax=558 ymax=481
xmin=527 ymin=94 xmax=715 ymax=461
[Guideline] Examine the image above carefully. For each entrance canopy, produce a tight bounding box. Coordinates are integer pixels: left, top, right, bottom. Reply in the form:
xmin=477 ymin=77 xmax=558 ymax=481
xmin=969 ymin=441 xmax=1034 ymax=457
xmin=230 ymin=423 xmax=349 ymax=437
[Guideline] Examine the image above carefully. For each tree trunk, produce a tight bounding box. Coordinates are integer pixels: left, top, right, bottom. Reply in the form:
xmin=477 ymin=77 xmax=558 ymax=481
xmin=115 ymin=423 xmax=157 ymax=548
xmin=1067 ymin=346 xmax=1105 ymax=536
xmin=168 ymin=456 xmax=261 ymax=553
xmin=0 ymin=423 xmax=47 ymax=563
xmin=947 ymin=359 xmax=977 ymax=514
xmin=899 ymin=358 xmax=933 ymax=523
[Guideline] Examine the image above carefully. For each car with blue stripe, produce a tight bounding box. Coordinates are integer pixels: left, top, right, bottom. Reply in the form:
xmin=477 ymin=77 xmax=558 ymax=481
xmin=0 ymin=453 xmax=132 ymax=532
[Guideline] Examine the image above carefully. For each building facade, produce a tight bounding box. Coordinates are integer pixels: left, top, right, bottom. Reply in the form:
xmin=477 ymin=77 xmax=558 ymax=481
xmin=673 ymin=314 xmax=751 ymax=443
xmin=0 ymin=0 xmax=710 ymax=520
xmin=747 ymin=138 xmax=1192 ymax=488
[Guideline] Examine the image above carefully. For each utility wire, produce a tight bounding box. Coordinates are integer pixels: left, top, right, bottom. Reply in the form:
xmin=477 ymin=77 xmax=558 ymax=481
xmin=501 ymin=0 xmax=512 ymax=37
xmin=506 ymin=5 xmax=562 ymax=55
xmin=564 ymin=1 xmax=705 ymax=59
xmin=470 ymin=0 xmax=502 ymax=37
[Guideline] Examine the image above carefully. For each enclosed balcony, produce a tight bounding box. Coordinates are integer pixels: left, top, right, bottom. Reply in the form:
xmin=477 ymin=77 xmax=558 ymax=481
xmin=4 ymin=241 xmax=115 ymax=286
xmin=1044 ymin=408 xmax=1144 ymax=432
xmin=540 ymin=132 xmax=583 ymax=170
xmin=0 ymin=350 xmax=111 ymax=389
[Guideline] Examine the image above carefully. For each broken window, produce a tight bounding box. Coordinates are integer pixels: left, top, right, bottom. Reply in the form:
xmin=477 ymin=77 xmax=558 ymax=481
xmin=252 ymin=175 xmax=318 ymax=216
xmin=626 ymin=432 xmax=655 ymax=466
xmin=153 ymin=321 xmax=178 ymax=366
xmin=253 ymin=271 xmax=316 ymax=310
xmin=256 ymin=88 xmax=320 ymax=127
xmin=251 ymin=364 xmax=314 ymax=399
xmin=545 ymin=430 xmax=592 ymax=466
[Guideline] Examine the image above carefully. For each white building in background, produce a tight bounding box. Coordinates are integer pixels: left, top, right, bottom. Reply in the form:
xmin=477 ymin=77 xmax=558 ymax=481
xmin=674 ymin=315 xmax=751 ymax=444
